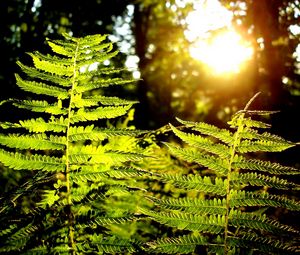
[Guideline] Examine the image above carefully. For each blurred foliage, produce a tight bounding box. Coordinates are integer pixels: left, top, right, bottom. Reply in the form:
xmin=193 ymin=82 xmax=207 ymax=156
xmin=133 ymin=0 xmax=300 ymax=129
xmin=1 ymin=0 xmax=299 ymax=129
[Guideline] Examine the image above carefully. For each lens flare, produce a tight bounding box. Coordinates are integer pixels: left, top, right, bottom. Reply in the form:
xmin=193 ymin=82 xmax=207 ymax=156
xmin=185 ymin=0 xmax=253 ymax=74
xmin=190 ymin=30 xmax=253 ymax=74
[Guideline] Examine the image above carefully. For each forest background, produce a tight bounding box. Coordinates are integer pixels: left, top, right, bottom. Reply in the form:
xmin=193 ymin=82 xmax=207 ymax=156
xmin=0 ymin=0 xmax=300 ymax=220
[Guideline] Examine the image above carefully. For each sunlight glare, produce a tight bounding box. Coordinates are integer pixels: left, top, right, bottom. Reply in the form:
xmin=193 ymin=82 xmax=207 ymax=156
xmin=190 ymin=31 xmax=253 ymax=74
xmin=185 ymin=0 xmax=253 ymax=74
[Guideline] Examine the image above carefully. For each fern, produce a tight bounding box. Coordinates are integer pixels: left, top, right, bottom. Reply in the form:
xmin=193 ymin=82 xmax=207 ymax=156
xmin=143 ymin=93 xmax=300 ymax=254
xmin=0 ymin=33 xmax=146 ymax=254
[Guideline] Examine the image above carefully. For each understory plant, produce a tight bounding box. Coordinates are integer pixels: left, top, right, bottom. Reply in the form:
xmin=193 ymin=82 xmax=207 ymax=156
xmin=0 ymin=32 xmax=299 ymax=255
xmin=0 ymin=33 xmax=148 ymax=254
xmin=142 ymin=93 xmax=300 ymax=254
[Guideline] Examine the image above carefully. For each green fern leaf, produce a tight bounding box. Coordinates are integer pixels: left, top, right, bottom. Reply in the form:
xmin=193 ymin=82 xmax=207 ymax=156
xmin=72 ymin=95 xmax=138 ymax=108
xmin=169 ymin=124 xmax=230 ymax=158
xmin=15 ymin=74 xmax=69 ymax=99
xmin=240 ymin=128 xmax=294 ymax=145
xmin=141 ymin=208 xmax=225 ymax=233
xmin=146 ymin=234 xmax=209 ymax=254
xmin=16 ymin=61 xmax=72 ymax=87
xmin=0 ymin=149 xmax=64 ymax=171
xmin=46 ymin=39 xmax=74 ymax=57
xmin=89 ymin=234 xmax=135 ymax=253
xmin=69 ymin=145 xmax=144 ymax=165
xmin=0 ymin=225 xmax=18 ymax=237
xmin=231 ymin=172 xmax=299 ymax=190
xmin=237 ymin=139 xmax=294 ymax=153
xmin=176 ymin=118 xmax=234 ymax=144
xmin=230 ymin=190 xmax=300 ymax=211
xmin=37 ymin=189 xmax=60 ymax=208
xmin=233 ymin=156 xmax=300 ymax=175
xmin=103 ymin=166 xmax=147 ymax=178
xmin=68 ymin=125 xmax=145 ymax=142
xmin=70 ymin=105 xmax=132 ymax=123
xmin=19 ymin=117 xmax=67 ymax=133
xmin=228 ymin=233 xmax=297 ymax=254
xmin=75 ymin=78 xmax=135 ymax=94
xmin=29 ymin=53 xmax=73 ymax=76
xmin=0 ymin=33 xmax=144 ymax=254
xmin=82 ymin=67 xmax=126 ymax=77
xmin=0 ymin=133 xmax=65 ymax=150
xmin=23 ymin=246 xmax=48 ymax=255
xmin=13 ymin=100 xmax=68 ymax=115
xmin=86 ymin=215 xmax=135 ymax=227
xmin=229 ymin=210 xmax=299 ymax=234
xmin=229 ymin=116 xmax=271 ymax=129
xmin=0 ymin=223 xmax=38 ymax=252
xmin=165 ymin=143 xmax=228 ymax=175
xmin=71 ymin=167 xmax=146 ymax=183
xmin=149 ymin=196 xmax=227 ymax=215
xmin=160 ymin=174 xmax=227 ymax=195
xmin=77 ymin=50 xmax=118 ymax=67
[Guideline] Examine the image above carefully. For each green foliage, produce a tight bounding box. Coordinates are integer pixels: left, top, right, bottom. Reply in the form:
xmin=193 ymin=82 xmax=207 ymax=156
xmin=0 ymin=31 xmax=300 ymax=255
xmin=0 ymin=33 xmax=146 ymax=254
xmin=143 ymin=94 xmax=300 ymax=254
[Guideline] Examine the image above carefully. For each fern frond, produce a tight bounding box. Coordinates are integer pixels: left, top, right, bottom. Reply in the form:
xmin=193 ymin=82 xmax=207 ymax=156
xmin=146 ymin=234 xmax=209 ymax=254
xmin=70 ymin=105 xmax=132 ymax=123
xmin=0 ymin=149 xmax=64 ymax=171
xmin=19 ymin=117 xmax=67 ymax=133
xmin=141 ymin=208 xmax=225 ymax=233
xmin=69 ymin=146 xmax=144 ymax=165
xmin=77 ymin=50 xmax=118 ymax=67
xmin=81 ymin=67 xmax=126 ymax=77
xmin=37 ymin=189 xmax=61 ymax=208
xmin=75 ymin=77 xmax=135 ymax=93
xmin=71 ymin=167 xmax=146 ymax=183
xmin=23 ymin=246 xmax=48 ymax=255
xmin=229 ymin=116 xmax=271 ymax=129
xmin=0 ymin=33 xmax=144 ymax=253
xmin=13 ymin=100 xmax=68 ymax=115
xmin=240 ymin=128 xmax=294 ymax=145
xmin=75 ymin=33 xmax=108 ymax=48
xmin=0 ymin=224 xmax=18 ymax=237
xmin=86 ymin=215 xmax=135 ymax=227
xmin=237 ymin=139 xmax=294 ymax=153
xmin=0 ymin=236 xmax=30 ymax=253
xmin=229 ymin=210 xmax=299 ymax=234
xmin=28 ymin=52 xmax=73 ymax=76
xmin=46 ymin=38 xmax=76 ymax=57
xmin=89 ymin=234 xmax=135 ymax=253
xmin=68 ymin=125 xmax=145 ymax=142
xmin=160 ymin=174 xmax=227 ymax=195
xmin=0 ymin=133 xmax=65 ymax=150
xmin=165 ymin=143 xmax=228 ymax=176
xmin=231 ymin=172 xmax=299 ymax=190
xmin=16 ymin=61 xmax=72 ymax=87
xmin=15 ymin=74 xmax=69 ymax=99
xmin=176 ymin=118 xmax=234 ymax=144
xmin=169 ymin=124 xmax=230 ymax=158
xmin=233 ymin=156 xmax=300 ymax=175
xmin=228 ymin=233 xmax=297 ymax=254
xmin=103 ymin=166 xmax=147 ymax=178
xmin=72 ymin=95 xmax=138 ymax=108
xmin=230 ymin=190 xmax=300 ymax=211
xmin=149 ymin=196 xmax=227 ymax=215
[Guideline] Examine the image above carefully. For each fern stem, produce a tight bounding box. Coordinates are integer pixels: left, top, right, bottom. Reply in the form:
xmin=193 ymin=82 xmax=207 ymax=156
xmin=224 ymin=113 xmax=245 ymax=255
xmin=64 ymin=39 xmax=80 ymax=255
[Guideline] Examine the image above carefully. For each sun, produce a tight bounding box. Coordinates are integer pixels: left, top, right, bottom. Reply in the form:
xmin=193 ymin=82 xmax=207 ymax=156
xmin=190 ymin=30 xmax=253 ymax=74
xmin=185 ymin=0 xmax=253 ymax=74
